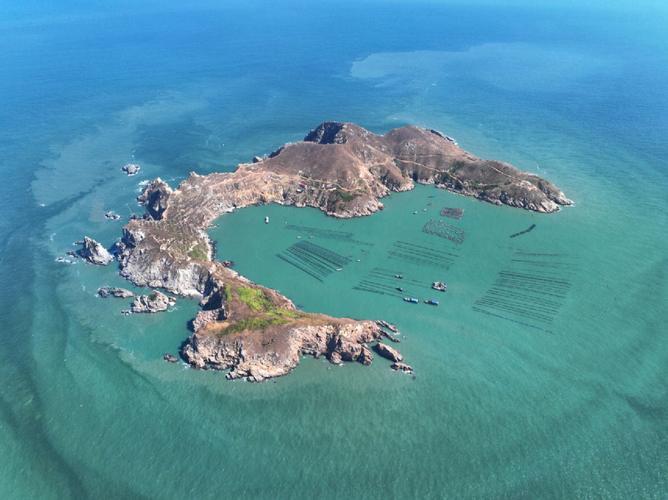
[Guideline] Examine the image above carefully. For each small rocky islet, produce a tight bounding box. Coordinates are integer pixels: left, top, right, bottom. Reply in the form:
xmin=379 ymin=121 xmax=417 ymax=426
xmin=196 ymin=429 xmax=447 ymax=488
xmin=78 ymin=122 xmax=571 ymax=381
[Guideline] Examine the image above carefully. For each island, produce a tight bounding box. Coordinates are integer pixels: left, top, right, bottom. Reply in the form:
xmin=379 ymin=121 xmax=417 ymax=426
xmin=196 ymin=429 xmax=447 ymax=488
xmin=86 ymin=122 xmax=571 ymax=381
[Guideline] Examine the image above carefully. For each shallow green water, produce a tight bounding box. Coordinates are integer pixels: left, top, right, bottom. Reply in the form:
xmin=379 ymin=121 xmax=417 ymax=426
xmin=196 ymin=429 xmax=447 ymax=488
xmin=1 ymin=2 xmax=667 ymax=498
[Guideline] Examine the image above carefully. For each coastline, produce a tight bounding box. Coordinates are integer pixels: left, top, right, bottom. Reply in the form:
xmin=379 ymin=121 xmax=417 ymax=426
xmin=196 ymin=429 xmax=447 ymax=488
xmin=82 ymin=121 xmax=571 ymax=381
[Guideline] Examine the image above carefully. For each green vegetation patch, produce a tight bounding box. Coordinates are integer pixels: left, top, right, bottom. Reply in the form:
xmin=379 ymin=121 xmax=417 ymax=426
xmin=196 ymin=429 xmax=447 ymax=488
xmin=188 ymin=244 xmax=208 ymax=261
xmin=212 ymin=285 xmax=306 ymax=336
xmin=335 ymin=188 xmax=356 ymax=202
xmin=236 ymin=286 xmax=273 ymax=312
xmin=220 ymin=311 xmax=304 ymax=335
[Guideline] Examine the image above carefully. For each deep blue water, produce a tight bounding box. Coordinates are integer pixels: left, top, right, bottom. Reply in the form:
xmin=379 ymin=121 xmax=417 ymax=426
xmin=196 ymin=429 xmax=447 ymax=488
xmin=1 ymin=2 xmax=667 ymax=498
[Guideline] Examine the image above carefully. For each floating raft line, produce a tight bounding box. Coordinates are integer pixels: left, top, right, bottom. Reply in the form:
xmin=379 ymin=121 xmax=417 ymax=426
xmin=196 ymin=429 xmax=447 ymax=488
xmin=352 ymin=286 xmax=399 ymax=297
xmin=514 ymin=251 xmax=565 ymax=257
xmin=386 ymin=240 xmax=459 ymax=269
xmin=395 ymin=241 xmax=459 ymax=259
xmin=276 ymin=240 xmax=351 ymax=281
xmin=358 ymin=280 xmax=404 ymax=294
xmin=472 ymin=306 xmax=547 ymax=332
xmin=368 ymin=268 xmax=426 ymax=286
xmin=275 ymin=254 xmax=323 ymax=282
xmin=510 ymin=224 xmax=536 ymax=238
xmin=284 ymin=224 xmax=373 ymax=246
xmin=472 ymin=251 xmax=575 ymax=330
xmin=387 ymin=252 xmax=452 ymax=270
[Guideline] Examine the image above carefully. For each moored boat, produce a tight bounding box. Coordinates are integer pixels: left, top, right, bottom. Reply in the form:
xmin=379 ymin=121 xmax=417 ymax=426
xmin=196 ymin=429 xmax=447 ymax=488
xmin=403 ymin=297 xmax=419 ymax=304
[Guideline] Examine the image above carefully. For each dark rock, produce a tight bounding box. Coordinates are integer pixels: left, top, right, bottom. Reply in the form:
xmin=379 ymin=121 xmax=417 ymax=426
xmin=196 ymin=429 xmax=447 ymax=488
xmin=374 ymin=342 xmax=403 ymax=362
xmin=97 ymin=287 xmax=134 ymax=298
xmin=304 ymin=122 xmax=348 ymax=144
xmin=163 ymin=353 xmax=178 ymax=363
xmin=137 ymin=178 xmax=172 ymax=220
xmin=381 ymin=330 xmax=401 ymax=343
xmin=122 ymin=163 xmax=141 ymax=176
xmin=329 ymin=351 xmax=343 ymax=365
xmin=376 ymin=319 xmax=399 ymax=333
xmin=391 ymin=362 xmax=413 ymax=373
xmin=78 ymin=236 xmax=113 ymax=265
xmin=358 ymin=345 xmax=373 ymax=365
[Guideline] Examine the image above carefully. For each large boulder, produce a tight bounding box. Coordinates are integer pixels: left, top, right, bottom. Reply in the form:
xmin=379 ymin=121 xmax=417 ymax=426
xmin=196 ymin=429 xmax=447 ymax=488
xmin=97 ymin=287 xmax=133 ymax=298
xmin=374 ymin=342 xmax=403 ymax=362
xmin=130 ymin=291 xmax=175 ymax=313
xmin=78 ymin=237 xmax=114 ymax=265
xmin=391 ymin=362 xmax=413 ymax=374
xmin=121 ymin=163 xmax=141 ymax=176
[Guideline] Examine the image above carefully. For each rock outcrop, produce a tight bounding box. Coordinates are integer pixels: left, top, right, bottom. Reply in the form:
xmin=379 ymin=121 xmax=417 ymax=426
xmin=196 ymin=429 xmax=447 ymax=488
xmin=391 ymin=362 xmax=413 ymax=374
xmin=122 ymin=163 xmax=141 ymax=176
xmin=375 ymin=342 xmax=404 ymax=362
xmin=137 ymin=178 xmax=172 ymax=220
xmin=97 ymin=287 xmax=134 ymax=298
xmin=78 ymin=237 xmax=114 ymax=265
xmin=130 ymin=291 xmax=176 ymax=313
xmin=181 ymin=317 xmax=383 ymax=382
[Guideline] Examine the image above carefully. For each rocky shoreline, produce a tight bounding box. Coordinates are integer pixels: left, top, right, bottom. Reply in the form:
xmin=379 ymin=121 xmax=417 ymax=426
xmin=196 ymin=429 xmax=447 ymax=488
xmin=83 ymin=122 xmax=571 ymax=381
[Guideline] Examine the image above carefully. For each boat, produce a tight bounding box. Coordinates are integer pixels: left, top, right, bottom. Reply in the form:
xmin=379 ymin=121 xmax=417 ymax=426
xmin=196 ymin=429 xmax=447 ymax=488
xmin=431 ymin=281 xmax=447 ymax=292
xmin=403 ymin=297 xmax=419 ymax=304
xmin=394 ymin=274 xmax=404 ymax=279
xmin=396 ymin=287 xmax=404 ymax=292
xmin=264 ymin=216 xmax=269 ymax=224
xmin=425 ymin=299 xmax=440 ymax=306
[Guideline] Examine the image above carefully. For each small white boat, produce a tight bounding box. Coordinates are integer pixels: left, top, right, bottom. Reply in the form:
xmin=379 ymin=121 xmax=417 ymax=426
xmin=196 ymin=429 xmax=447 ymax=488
xmin=264 ymin=216 xmax=269 ymax=224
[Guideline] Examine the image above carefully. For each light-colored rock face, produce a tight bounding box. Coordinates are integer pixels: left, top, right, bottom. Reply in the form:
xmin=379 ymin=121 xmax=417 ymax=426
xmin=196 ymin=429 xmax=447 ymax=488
xmin=181 ymin=318 xmax=384 ymax=382
xmin=99 ymin=122 xmax=572 ymax=381
xmin=130 ymin=291 xmax=176 ymax=313
xmin=79 ymin=237 xmax=113 ymax=265
xmin=375 ymin=342 xmax=404 ymax=362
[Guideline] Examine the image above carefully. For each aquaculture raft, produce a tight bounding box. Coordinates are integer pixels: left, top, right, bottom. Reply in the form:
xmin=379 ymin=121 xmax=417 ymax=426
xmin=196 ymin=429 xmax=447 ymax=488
xmin=276 ymin=240 xmax=350 ymax=281
xmin=422 ymin=219 xmax=465 ymax=245
xmin=440 ymin=207 xmax=464 ymax=220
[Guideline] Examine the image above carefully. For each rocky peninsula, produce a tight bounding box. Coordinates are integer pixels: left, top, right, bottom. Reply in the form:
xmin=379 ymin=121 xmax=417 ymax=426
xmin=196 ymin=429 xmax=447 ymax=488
xmin=96 ymin=122 xmax=570 ymax=381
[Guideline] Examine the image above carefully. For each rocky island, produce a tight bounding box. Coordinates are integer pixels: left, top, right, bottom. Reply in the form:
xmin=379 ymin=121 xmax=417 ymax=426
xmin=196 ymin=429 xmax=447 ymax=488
xmin=89 ymin=122 xmax=571 ymax=381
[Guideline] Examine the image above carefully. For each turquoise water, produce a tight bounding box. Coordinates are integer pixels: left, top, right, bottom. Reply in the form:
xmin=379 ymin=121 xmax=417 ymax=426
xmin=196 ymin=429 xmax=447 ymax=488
xmin=1 ymin=2 xmax=667 ymax=498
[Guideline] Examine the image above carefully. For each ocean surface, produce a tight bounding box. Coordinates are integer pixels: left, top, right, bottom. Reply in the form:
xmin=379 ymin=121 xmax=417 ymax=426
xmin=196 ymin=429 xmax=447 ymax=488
xmin=1 ymin=1 xmax=667 ymax=498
